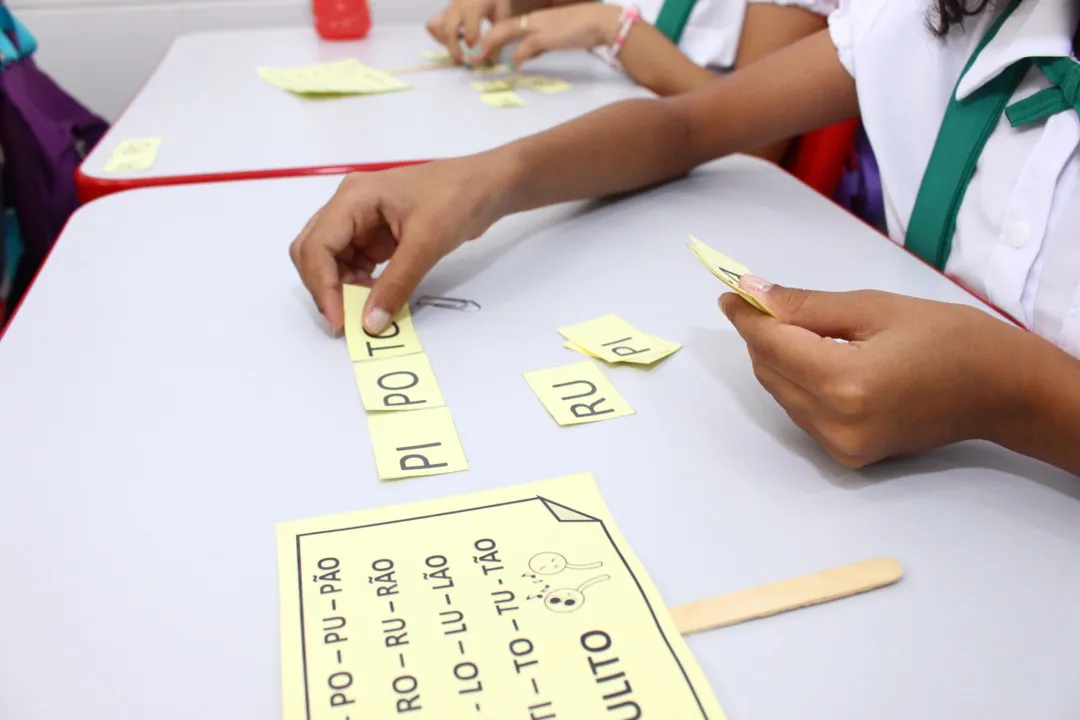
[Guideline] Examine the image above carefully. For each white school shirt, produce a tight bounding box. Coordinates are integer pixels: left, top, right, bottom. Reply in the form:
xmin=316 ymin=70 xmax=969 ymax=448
xmin=609 ymin=0 xmax=837 ymax=69
xmin=829 ymin=0 xmax=1080 ymax=358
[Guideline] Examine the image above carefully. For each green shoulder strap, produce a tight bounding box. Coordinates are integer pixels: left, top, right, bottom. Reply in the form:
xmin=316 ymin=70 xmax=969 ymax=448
xmin=904 ymin=0 xmax=1028 ymax=269
xmin=654 ymin=0 xmax=698 ymax=45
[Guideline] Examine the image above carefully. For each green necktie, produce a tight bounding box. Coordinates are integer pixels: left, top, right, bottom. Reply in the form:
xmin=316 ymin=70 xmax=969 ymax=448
xmin=1005 ymin=57 xmax=1080 ymax=126
xmin=654 ymin=0 xmax=697 ymax=45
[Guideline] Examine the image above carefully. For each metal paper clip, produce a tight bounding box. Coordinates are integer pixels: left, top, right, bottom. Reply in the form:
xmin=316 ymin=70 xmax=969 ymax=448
xmin=415 ymin=296 xmax=482 ymax=312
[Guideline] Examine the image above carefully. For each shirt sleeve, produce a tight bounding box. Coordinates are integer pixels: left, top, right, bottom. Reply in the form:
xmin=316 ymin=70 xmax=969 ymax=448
xmin=827 ymin=0 xmax=855 ymax=76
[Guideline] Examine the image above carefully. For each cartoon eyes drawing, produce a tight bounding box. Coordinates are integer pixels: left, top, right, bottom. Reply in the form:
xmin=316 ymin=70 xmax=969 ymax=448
xmin=544 ymin=575 xmax=610 ymax=614
xmin=527 ymin=552 xmax=603 ymax=576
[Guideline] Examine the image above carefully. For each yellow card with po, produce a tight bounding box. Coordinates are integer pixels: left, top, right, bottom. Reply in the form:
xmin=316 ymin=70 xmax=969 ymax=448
xmin=688 ymin=236 xmax=775 ymax=316
xmin=258 ymin=59 xmax=410 ymax=95
xmin=367 ymin=406 xmax=467 ymax=480
xmin=353 ymin=353 xmax=446 ymax=412
xmin=276 ymin=471 xmax=727 ymax=720
xmin=102 ymin=138 xmax=162 ymax=173
xmin=559 ymin=314 xmax=681 ymax=365
xmin=342 ymin=284 xmax=424 ymax=362
xmin=523 ymin=361 xmax=634 ymax=426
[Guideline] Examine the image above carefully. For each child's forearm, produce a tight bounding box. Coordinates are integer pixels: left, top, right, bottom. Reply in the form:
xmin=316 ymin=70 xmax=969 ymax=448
xmin=618 ymin=22 xmax=718 ymax=97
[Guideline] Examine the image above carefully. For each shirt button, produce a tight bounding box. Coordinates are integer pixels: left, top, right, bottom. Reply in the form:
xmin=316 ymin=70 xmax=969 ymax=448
xmin=1007 ymin=222 xmax=1030 ymax=249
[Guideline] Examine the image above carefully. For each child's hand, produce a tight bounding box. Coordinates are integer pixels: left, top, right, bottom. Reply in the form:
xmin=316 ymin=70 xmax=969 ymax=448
xmin=427 ymin=0 xmax=514 ymax=63
xmin=472 ymin=4 xmax=623 ymax=68
xmin=719 ymin=278 xmax=1040 ymax=468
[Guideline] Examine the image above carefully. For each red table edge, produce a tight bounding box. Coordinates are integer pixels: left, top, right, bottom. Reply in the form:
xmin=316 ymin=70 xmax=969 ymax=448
xmin=75 ymin=160 xmax=429 ymax=204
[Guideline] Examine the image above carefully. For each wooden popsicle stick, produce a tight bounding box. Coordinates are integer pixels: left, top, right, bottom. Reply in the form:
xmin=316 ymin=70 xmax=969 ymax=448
xmin=670 ymin=557 xmax=903 ymax=636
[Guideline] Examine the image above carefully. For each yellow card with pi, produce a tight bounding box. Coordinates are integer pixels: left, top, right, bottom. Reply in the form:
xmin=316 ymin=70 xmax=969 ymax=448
xmin=342 ymin=284 xmax=424 ymax=362
xmin=102 ymin=138 xmax=162 ymax=173
xmin=523 ymin=361 xmax=634 ymax=426
xmin=276 ymin=472 xmax=727 ymax=720
xmin=559 ymin=314 xmax=681 ymax=365
xmin=367 ymin=406 xmax=467 ymax=480
xmin=688 ymin=236 xmax=775 ymax=316
xmin=353 ymin=353 xmax=445 ymax=412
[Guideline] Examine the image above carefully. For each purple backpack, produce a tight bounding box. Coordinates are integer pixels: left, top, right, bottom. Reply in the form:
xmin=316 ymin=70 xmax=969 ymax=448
xmin=0 ymin=5 xmax=108 ymax=322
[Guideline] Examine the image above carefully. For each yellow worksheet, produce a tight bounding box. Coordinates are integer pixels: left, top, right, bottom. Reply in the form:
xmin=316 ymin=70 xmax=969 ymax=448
xmin=353 ymin=353 xmax=446 ymax=412
xmin=276 ymin=472 xmax=727 ymax=720
xmin=367 ymin=406 xmax=468 ymax=480
xmin=523 ymin=361 xmax=634 ymax=426
xmin=480 ymin=90 xmax=525 ymax=108
xmin=102 ymin=138 xmax=162 ymax=173
xmin=559 ymin=314 xmax=681 ymax=366
xmin=688 ymin=236 xmax=775 ymax=317
xmin=258 ymin=59 xmax=410 ymax=95
xmin=342 ymin=284 xmax=424 ymax=362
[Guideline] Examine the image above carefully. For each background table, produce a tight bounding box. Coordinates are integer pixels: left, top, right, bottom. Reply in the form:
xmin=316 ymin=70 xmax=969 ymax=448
xmin=75 ymin=24 xmax=652 ymax=202
xmin=5 ymin=156 xmax=1079 ymax=719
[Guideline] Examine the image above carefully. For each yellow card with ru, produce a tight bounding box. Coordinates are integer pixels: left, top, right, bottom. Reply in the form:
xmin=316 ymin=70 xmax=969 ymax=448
xmin=276 ymin=471 xmax=727 ymax=720
xmin=523 ymin=361 xmax=634 ymax=426
xmin=688 ymin=235 xmax=775 ymax=316
xmin=480 ymin=90 xmax=525 ymax=108
xmin=102 ymin=138 xmax=162 ymax=173
xmin=367 ymin=406 xmax=468 ymax=480
xmin=353 ymin=353 xmax=446 ymax=412
xmin=558 ymin=314 xmax=681 ymax=365
xmin=342 ymin=284 xmax=424 ymax=362
xmin=258 ymin=59 xmax=410 ymax=95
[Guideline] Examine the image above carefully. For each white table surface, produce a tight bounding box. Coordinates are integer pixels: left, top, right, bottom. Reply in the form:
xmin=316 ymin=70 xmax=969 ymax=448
xmin=77 ymin=24 xmax=652 ymax=185
xmin=4 ymin=157 xmax=1079 ymax=720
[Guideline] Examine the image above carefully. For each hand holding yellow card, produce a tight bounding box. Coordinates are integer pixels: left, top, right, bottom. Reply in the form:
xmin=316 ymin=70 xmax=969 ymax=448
xmin=688 ymin=236 xmax=775 ymax=317
xmin=342 ymin=284 xmax=424 ymax=362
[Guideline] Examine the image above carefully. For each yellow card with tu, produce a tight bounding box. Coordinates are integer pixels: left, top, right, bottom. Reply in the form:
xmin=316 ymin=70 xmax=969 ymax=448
xmin=688 ymin=236 xmax=775 ymax=317
xmin=342 ymin=284 xmax=424 ymax=362
xmin=276 ymin=472 xmax=727 ymax=720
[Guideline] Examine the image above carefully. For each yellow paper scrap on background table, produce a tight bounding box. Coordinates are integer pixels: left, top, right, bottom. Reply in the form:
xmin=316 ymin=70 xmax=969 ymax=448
xmin=353 ymin=353 xmax=446 ymax=412
xmin=523 ymin=361 xmax=634 ymax=425
xmin=559 ymin=314 xmax=681 ymax=365
xmin=517 ymin=75 xmax=571 ymax=93
xmin=688 ymin=236 xmax=775 ymax=316
xmin=343 ymin=285 xmax=424 ymax=362
xmin=422 ymin=48 xmax=452 ymax=61
xmin=471 ymin=78 xmax=517 ymax=92
xmin=258 ymin=59 xmax=410 ymax=95
xmin=480 ymin=90 xmax=525 ymax=108
xmin=367 ymin=406 xmax=467 ymax=480
xmin=102 ymin=138 xmax=162 ymax=173
xmin=276 ymin=472 xmax=727 ymax=720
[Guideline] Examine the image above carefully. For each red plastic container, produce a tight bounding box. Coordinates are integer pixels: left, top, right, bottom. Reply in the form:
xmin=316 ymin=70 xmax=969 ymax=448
xmin=313 ymin=0 xmax=371 ymax=40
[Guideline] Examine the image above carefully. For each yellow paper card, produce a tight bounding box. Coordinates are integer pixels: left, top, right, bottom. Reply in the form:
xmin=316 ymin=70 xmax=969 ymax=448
xmin=258 ymin=59 xmax=410 ymax=95
xmin=353 ymin=353 xmax=446 ymax=412
xmin=563 ymin=340 xmax=601 ymax=358
xmin=558 ymin=314 xmax=681 ymax=365
xmin=470 ymin=61 xmax=510 ymax=73
xmin=342 ymin=284 xmax=424 ymax=362
xmin=471 ymin=78 xmax=516 ymax=92
xmin=480 ymin=90 xmax=525 ymax=108
xmin=367 ymin=406 xmax=467 ymax=480
xmin=688 ymin=235 xmax=775 ymax=316
xmin=523 ymin=361 xmax=634 ymax=426
xmin=422 ymin=48 xmax=452 ymax=60
xmin=276 ymin=472 xmax=727 ymax=720
xmin=102 ymin=138 xmax=162 ymax=173
xmin=517 ymin=75 xmax=571 ymax=93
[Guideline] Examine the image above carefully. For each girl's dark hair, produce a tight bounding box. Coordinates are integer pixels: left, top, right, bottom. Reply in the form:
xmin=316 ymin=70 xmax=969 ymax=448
xmin=929 ymin=0 xmax=997 ymax=37
xmin=931 ymin=0 xmax=1078 ymax=53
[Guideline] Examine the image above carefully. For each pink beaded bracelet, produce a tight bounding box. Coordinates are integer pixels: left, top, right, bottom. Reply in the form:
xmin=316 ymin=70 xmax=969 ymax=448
xmin=594 ymin=4 xmax=641 ymax=71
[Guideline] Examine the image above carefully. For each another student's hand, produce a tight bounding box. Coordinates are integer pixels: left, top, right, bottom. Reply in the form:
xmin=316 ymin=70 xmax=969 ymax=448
xmin=289 ymin=158 xmax=508 ymax=335
xmin=427 ymin=0 xmax=514 ymax=63
xmin=719 ymin=279 xmax=1037 ymax=468
xmin=472 ymin=4 xmax=623 ymax=67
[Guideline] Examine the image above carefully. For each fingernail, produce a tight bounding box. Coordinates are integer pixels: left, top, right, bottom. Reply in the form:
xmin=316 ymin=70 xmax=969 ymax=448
xmin=739 ymin=274 xmax=772 ymax=296
xmin=365 ymin=307 xmax=391 ymax=335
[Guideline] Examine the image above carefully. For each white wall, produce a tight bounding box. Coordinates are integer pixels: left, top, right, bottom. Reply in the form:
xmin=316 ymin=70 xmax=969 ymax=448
xmin=10 ymin=0 xmax=444 ymax=121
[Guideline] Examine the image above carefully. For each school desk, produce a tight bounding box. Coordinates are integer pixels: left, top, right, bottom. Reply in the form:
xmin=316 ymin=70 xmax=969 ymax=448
xmin=74 ymin=24 xmax=652 ymax=202
xmin=3 ymin=157 xmax=1078 ymax=719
